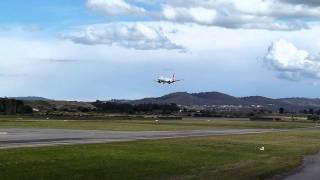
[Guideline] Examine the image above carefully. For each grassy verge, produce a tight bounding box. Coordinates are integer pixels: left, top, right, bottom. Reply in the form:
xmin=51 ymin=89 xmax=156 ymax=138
xmin=1 ymin=130 xmax=320 ymax=180
xmin=0 ymin=118 xmax=315 ymax=131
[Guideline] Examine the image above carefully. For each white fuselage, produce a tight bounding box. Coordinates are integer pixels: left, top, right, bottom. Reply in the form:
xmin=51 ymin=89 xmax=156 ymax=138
xmin=157 ymin=76 xmax=176 ymax=84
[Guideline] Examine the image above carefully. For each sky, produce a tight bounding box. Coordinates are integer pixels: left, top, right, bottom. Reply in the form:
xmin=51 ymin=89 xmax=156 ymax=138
xmin=1 ymin=0 xmax=320 ymax=100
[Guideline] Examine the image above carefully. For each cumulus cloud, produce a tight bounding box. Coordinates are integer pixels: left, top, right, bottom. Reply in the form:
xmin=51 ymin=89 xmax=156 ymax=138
xmin=85 ymin=0 xmax=320 ymax=31
xmin=160 ymin=4 xmax=307 ymax=30
xmin=159 ymin=0 xmax=320 ymax=30
xmin=64 ymin=23 xmax=185 ymax=51
xmin=264 ymin=39 xmax=320 ymax=81
xmin=86 ymin=0 xmax=146 ymax=16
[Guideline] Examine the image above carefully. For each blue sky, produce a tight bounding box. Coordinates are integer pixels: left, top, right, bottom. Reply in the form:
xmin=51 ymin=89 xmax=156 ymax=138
xmin=1 ymin=0 xmax=320 ymax=100
xmin=0 ymin=0 xmax=104 ymax=31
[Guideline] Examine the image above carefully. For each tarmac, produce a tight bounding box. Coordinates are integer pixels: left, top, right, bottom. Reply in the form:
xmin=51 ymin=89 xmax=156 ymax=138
xmin=0 ymin=128 xmax=284 ymax=149
xmin=281 ymin=153 xmax=320 ymax=180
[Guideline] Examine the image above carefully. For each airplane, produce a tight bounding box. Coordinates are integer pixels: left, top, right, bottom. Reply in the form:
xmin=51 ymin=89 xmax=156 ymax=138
xmin=157 ymin=74 xmax=182 ymax=84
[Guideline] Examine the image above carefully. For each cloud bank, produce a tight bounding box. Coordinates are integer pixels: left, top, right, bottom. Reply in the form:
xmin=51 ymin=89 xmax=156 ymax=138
xmin=86 ymin=0 xmax=320 ymax=31
xmin=64 ymin=23 xmax=185 ymax=51
xmin=71 ymin=0 xmax=320 ymax=51
xmin=264 ymin=39 xmax=320 ymax=81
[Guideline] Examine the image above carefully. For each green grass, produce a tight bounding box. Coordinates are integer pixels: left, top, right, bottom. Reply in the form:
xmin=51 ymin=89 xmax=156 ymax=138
xmin=0 ymin=118 xmax=315 ymax=131
xmin=1 ymin=130 xmax=320 ymax=180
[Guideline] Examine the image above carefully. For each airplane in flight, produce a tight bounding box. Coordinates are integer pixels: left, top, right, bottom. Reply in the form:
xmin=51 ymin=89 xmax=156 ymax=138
xmin=157 ymin=74 xmax=182 ymax=84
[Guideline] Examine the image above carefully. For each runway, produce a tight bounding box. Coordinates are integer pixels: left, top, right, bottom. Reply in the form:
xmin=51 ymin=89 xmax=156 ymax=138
xmin=0 ymin=128 xmax=285 ymax=149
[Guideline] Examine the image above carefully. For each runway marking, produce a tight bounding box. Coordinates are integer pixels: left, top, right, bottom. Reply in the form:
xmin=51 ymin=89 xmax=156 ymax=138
xmin=0 ymin=132 xmax=8 ymax=135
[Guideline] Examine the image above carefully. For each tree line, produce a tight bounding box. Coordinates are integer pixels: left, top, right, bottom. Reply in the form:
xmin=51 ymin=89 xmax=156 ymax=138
xmin=92 ymin=101 xmax=180 ymax=114
xmin=0 ymin=98 xmax=33 ymax=114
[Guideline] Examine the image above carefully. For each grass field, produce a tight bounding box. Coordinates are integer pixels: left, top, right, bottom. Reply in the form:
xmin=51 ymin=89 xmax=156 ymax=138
xmin=0 ymin=118 xmax=316 ymax=131
xmin=1 ymin=130 xmax=320 ymax=180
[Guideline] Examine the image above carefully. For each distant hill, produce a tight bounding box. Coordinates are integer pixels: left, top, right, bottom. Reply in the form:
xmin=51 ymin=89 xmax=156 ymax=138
xmin=280 ymin=98 xmax=320 ymax=108
xmin=130 ymin=92 xmax=320 ymax=111
xmin=132 ymin=92 xmax=247 ymax=106
xmin=7 ymin=92 xmax=320 ymax=112
xmin=9 ymin=96 xmax=51 ymax=101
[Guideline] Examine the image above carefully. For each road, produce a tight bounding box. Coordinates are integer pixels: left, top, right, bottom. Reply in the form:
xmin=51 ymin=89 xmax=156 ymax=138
xmin=0 ymin=128 xmax=284 ymax=149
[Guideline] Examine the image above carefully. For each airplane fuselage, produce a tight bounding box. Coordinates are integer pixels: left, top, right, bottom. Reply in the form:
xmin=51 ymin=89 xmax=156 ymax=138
xmin=157 ymin=78 xmax=175 ymax=84
xmin=157 ymin=74 xmax=180 ymax=84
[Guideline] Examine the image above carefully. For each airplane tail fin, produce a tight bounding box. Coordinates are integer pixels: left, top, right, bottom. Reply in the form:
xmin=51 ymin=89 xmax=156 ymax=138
xmin=172 ymin=74 xmax=175 ymax=81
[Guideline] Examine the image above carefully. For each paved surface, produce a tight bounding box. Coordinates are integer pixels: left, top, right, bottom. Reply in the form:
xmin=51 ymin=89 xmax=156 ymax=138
xmin=282 ymin=153 xmax=320 ymax=180
xmin=0 ymin=128 xmax=285 ymax=149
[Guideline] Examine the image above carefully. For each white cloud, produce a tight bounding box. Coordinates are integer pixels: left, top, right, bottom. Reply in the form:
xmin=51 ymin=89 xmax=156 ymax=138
xmin=86 ymin=0 xmax=146 ymax=16
xmin=64 ymin=23 xmax=185 ymax=51
xmin=159 ymin=0 xmax=320 ymax=30
xmin=162 ymin=6 xmax=218 ymax=25
xmin=85 ymin=0 xmax=320 ymax=30
xmin=264 ymin=39 xmax=320 ymax=81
